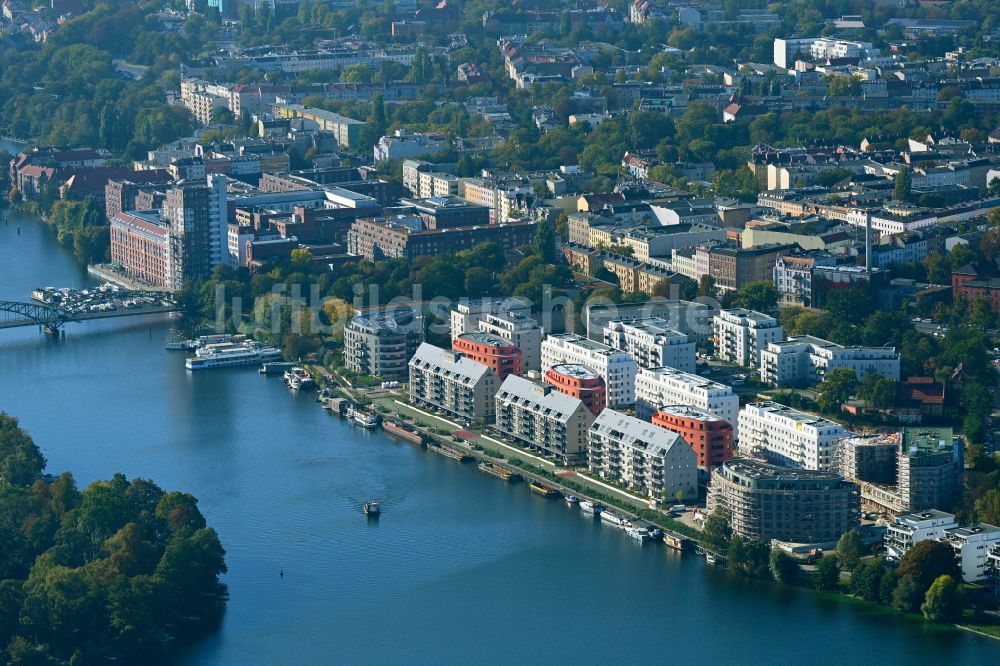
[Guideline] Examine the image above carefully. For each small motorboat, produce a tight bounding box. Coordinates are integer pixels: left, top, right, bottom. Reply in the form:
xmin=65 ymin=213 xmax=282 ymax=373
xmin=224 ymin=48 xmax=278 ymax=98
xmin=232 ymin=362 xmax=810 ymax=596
xmin=363 ymin=500 xmax=380 ymax=517
xmin=565 ymin=495 xmax=579 ymax=506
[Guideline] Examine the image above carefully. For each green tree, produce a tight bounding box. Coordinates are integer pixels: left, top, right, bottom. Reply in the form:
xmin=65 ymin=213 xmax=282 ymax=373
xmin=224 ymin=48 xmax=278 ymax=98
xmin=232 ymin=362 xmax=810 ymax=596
xmin=532 ymin=217 xmax=556 ymax=263
xmin=835 ymin=529 xmax=864 ymax=570
xmin=727 ymin=537 xmax=771 ymax=578
xmin=340 ymin=64 xmax=374 ymax=84
xmin=879 ymin=567 xmax=899 ymax=605
xmin=850 ymin=559 xmax=887 ymax=602
xmin=892 ymin=575 xmax=923 ymax=613
xmin=731 ymin=280 xmax=778 ymax=312
xmin=827 ymin=75 xmax=862 ymax=97
xmin=702 ymin=508 xmax=732 ymax=554
xmin=816 ymin=368 xmax=858 ymax=412
xmin=813 ymin=554 xmax=840 ymax=591
xmin=920 ymin=575 xmax=963 ymax=622
xmin=459 ymin=242 xmax=506 ymax=274
xmin=826 ymin=284 xmax=875 ymax=327
xmin=894 ymin=166 xmax=913 ymax=203
xmin=974 ymin=489 xmax=1000 ymax=525
xmin=897 ymin=540 xmax=961 ymax=593
xmin=697 ymin=275 xmax=715 ymax=298
xmin=769 ymin=549 xmax=800 ymax=583
xmin=463 ymin=267 xmax=493 ymax=298
xmin=0 ymin=414 xmax=46 ymax=486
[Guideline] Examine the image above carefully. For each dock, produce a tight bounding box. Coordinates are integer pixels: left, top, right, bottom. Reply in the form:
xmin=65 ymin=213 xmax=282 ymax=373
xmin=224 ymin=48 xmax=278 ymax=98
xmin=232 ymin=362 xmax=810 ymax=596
xmin=427 ymin=443 xmax=474 ymax=462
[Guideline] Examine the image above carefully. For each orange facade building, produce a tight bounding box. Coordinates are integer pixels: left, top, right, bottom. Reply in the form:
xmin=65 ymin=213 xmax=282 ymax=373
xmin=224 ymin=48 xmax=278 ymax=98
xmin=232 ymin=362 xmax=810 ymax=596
xmin=652 ymin=404 xmax=736 ymax=471
xmin=452 ymin=332 xmax=523 ymax=381
xmin=543 ymin=364 xmax=607 ymax=416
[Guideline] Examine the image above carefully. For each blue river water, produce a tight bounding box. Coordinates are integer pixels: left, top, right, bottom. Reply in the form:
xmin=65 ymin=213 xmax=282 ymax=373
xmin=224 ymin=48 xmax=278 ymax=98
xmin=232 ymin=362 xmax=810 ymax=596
xmin=0 ymin=207 xmax=997 ymax=664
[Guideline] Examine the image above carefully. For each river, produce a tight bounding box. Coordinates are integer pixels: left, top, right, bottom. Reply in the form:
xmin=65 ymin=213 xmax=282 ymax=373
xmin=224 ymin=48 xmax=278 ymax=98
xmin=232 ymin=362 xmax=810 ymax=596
xmin=0 ymin=209 xmax=997 ymax=664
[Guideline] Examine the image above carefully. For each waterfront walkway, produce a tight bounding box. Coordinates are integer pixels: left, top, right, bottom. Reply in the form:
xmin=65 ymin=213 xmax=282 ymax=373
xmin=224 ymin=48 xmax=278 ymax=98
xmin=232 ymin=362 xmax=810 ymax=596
xmin=312 ymin=367 xmax=699 ymax=542
xmin=376 ymin=394 xmax=691 ymax=514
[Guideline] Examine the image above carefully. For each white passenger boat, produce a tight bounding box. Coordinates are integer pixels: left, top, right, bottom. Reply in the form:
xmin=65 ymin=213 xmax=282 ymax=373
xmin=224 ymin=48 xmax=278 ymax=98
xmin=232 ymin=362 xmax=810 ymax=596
xmin=185 ymin=342 xmax=282 ymax=370
xmin=599 ymin=511 xmax=628 ymax=528
xmin=627 ymin=527 xmax=651 ymax=542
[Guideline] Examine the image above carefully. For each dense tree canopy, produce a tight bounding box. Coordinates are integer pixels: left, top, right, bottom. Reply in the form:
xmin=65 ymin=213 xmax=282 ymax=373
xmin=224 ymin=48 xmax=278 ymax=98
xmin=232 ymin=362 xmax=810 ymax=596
xmin=0 ymin=413 xmax=227 ymax=663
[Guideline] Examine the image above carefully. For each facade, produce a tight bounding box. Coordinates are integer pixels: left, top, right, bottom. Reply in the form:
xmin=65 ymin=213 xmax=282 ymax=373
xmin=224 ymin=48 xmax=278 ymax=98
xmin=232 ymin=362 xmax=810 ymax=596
xmin=494 ymin=375 xmax=595 ymax=464
xmin=540 ymin=333 xmax=638 ymax=409
xmin=271 ymin=105 xmax=365 ymax=148
xmin=707 ymin=458 xmax=860 ymax=545
xmin=738 ymin=401 xmax=849 ymax=471
xmin=449 ymin=297 xmax=532 ymax=341
xmin=109 ymin=211 xmax=170 ymax=288
xmin=898 ymin=428 xmax=964 ymax=514
xmin=347 ymin=216 xmax=537 ymax=261
xmin=451 ymin=331 xmax=523 ymax=382
xmin=837 ymin=433 xmax=898 ymax=487
xmin=408 ymin=343 xmax=499 ymax=423
xmin=953 ymin=264 xmax=1000 ymax=316
xmin=374 ymin=129 xmax=449 ymax=162
xmin=941 ymin=524 xmax=1000 ymax=582
xmin=713 ymin=309 xmax=784 ymax=368
xmin=343 ymin=307 xmax=423 ymax=378
xmin=987 ymin=543 xmax=1000 ymax=599
xmin=703 ymin=243 xmax=795 ymax=293
xmin=838 ymin=428 xmax=964 ymax=516
xmin=543 ymin=364 xmax=607 ymax=416
xmin=161 ymin=175 xmax=228 ymax=290
xmin=760 ymin=335 xmax=901 ymax=388
xmin=602 ymin=318 xmax=696 ymax=372
xmin=652 ymin=404 xmax=736 ymax=473
xmin=884 ymin=510 xmax=958 ymax=560
xmin=773 ymin=37 xmax=878 ymax=69
xmin=583 ymin=300 xmax=714 ymax=344
xmin=634 ymin=366 xmax=739 ymax=435
xmin=399 ymin=196 xmax=491 ymax=229
xmin=588 ymin=409 xmax=698 ymax=500
xmin=478 ymin=311 xmax=543 ymax=372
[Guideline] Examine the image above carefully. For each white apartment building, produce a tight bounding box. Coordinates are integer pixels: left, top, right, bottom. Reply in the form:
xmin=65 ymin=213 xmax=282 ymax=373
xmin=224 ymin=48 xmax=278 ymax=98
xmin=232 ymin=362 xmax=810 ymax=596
xmin=941 ymin=524 xmax=1000 ymax=582
xmin=634 ymin=366 xmax=740 ymax=437
xmin=479 ymin=311 xmax=543 ymax=372
xmin=884 ymin=510 xmax=958 ymax=560
xmin=773 ymin=37 xmax=878 ymax=69
xmin=494 ymin=375 xmax=595 ymax=464
xmin=541 ymin=333 xmax=638 ymax=408
xmin=760 ymin=335 xmax=901 ymax=388
xmin=408 ymin=343 xmax=499 ymax=423
xmin=450 ymin=297 xmax=531 ymax=342
xmin=987 ymin=543 xmax=1000 ymax=596
xmin=180 ymin=78 xmax=231 ymax=125
xmin=374 ymin=129 xmax=449 ymax=163
xmin=602 ymin=318 xmax=696 ymax=372
xmin=417 ymin=172 xmax=460 ymax=198
xmin=588 ymin=409 xmax=698 ymax=501
xmin=713 ymin=309 xmax=784 ymax=369
xmin=739 ymin=401 xmax=850 ymax=471
xmin=460 ymin=177 xmax=534 ymax=224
